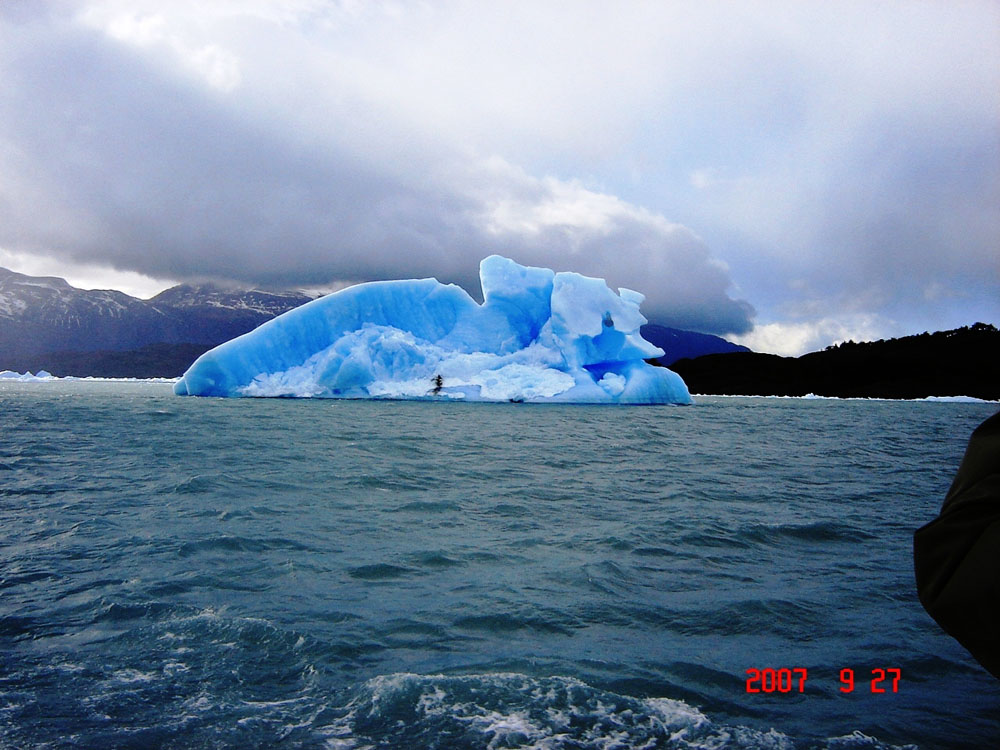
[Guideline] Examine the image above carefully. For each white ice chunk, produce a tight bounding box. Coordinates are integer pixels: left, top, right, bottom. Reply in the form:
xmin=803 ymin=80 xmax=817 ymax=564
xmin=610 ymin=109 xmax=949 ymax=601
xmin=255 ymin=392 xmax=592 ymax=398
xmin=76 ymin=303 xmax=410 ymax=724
xmin=598 ymin=372 xmax=627 ymax=396
xmin=0 ymin=370 xmax=56 ymax=382
xmin=471 ymin=363 xmax=575 ymax=402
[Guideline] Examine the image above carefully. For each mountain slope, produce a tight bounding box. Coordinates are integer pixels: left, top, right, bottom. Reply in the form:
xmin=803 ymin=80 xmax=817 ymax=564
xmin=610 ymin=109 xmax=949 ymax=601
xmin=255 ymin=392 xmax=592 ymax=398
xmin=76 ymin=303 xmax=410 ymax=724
xmin=640 ymin=324 xmax=749 ymax=365
xmin=0 ymin=268 xmax=312 ymax=374
xmin=147 ymin=284 xmax=313 ymax=347
xmin=0 ymin=267 xmax=175 ymax=356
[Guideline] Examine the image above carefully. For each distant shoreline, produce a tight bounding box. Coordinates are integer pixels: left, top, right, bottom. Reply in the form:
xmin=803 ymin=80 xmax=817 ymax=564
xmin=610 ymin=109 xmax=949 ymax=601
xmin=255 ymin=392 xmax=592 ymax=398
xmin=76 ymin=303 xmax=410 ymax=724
xmin=5 ymin=322 xmax=997 ymax=402
xmin=670 ymin=323 xmax=999 ymax=402
xmin=692 ymin=392 xmax=998 ymax=404
xmin=3 ymin=372 xmax=997 ymax=404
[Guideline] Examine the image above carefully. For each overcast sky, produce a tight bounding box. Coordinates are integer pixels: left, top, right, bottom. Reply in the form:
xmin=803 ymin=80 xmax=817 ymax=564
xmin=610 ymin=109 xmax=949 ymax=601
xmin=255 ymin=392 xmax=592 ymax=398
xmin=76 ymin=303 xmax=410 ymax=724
xmin=1 ymin=0 xmax=997 ymax=354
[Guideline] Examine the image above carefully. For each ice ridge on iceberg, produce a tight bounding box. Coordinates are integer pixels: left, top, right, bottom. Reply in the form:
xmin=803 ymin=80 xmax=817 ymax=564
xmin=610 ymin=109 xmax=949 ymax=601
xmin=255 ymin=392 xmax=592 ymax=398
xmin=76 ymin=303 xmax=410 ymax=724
xmin=173 ymin=256 xmax=692 ymax=404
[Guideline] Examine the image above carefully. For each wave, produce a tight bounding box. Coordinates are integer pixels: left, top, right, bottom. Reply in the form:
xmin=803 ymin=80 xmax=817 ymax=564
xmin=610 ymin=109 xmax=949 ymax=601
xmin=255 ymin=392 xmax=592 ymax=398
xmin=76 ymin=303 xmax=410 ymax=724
xmin=0 ymin=605 xmax=925 ymax=749
xmin=740 ymin=521 xmax=876 ymax=545
xmin=319 ymin=672 xmax=916 ymax=750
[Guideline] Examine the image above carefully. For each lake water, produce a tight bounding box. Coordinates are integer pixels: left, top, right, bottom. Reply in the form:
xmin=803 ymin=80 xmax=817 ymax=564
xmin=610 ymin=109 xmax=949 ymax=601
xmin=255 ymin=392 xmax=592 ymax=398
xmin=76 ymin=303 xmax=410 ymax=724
xmin=1 ymin=380 xmax=998 ymax=749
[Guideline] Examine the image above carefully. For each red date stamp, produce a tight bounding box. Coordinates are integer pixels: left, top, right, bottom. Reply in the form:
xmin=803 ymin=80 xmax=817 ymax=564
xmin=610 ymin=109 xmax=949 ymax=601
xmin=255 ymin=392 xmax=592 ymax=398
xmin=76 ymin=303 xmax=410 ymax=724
xmin=745 ymin=668 xmax=901 ymax=694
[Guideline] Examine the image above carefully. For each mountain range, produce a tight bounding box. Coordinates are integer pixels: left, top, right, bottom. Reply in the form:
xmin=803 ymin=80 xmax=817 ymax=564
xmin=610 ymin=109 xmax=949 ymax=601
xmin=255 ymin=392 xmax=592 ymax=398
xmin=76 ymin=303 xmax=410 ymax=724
xmin=0 ymin=267 xmax=313 ymax=376
xmin=0 ymin=267 xmax=744 ymax=377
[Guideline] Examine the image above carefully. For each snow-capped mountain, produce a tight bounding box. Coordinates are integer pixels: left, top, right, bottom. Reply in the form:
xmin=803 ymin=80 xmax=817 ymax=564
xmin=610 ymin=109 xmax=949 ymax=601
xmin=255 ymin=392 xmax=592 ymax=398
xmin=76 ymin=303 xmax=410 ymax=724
xmin=0 ymin=267 xmax=313 ymax=364
xmin=148 ymin=283 xmax=315 ymax=316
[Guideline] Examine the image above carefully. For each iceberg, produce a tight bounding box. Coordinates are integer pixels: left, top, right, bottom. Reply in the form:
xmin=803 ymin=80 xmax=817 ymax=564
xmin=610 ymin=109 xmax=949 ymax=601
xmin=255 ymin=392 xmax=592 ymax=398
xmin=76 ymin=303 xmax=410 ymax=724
xmin=173 ymin=256 xmax=691 ymax=404
xmin=0 ymin=370 xmax=55 ymax=381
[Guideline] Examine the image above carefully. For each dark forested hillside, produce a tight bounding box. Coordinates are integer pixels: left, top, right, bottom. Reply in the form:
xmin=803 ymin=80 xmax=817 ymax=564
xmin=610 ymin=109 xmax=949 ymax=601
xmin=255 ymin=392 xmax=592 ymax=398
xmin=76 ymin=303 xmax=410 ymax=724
xmin=670 ymin=323 xmax=999 ymax=400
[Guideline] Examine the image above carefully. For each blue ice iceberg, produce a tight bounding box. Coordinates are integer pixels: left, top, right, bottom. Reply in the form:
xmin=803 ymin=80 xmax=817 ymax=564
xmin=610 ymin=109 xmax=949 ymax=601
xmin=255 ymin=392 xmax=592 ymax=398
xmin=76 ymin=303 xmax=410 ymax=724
xmin=173 ymin=256 xmax=691 ymax=404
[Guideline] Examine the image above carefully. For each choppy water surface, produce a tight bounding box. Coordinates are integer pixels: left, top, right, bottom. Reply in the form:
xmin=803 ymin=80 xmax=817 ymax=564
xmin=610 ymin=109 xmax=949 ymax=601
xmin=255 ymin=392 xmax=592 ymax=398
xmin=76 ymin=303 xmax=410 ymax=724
xmin=1 ymin=380 xmax=998 ymax=749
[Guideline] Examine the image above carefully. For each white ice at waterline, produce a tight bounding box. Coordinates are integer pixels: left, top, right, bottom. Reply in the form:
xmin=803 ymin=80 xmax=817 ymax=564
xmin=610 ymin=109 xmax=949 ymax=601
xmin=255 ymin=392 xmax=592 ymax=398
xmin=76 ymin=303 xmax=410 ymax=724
xmin=0 ymin=369 xmax=55 ymax=381
xmin=173 ymin=255 xmax=692 ymax=404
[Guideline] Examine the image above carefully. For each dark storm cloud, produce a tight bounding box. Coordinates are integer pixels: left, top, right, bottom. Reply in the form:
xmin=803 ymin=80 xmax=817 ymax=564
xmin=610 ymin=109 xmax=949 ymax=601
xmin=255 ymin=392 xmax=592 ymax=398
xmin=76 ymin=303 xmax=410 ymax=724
xmin=0 ymin=18 xmax=462 ymax=282
xmin=0 ymin=9 xmax=755 ymax=334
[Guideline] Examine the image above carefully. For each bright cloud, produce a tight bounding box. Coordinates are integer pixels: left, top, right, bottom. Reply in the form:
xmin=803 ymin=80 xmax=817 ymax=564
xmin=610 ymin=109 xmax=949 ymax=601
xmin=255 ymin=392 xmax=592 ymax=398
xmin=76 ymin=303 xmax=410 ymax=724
xmin=730 ymin=315 xmax=897 ymax=358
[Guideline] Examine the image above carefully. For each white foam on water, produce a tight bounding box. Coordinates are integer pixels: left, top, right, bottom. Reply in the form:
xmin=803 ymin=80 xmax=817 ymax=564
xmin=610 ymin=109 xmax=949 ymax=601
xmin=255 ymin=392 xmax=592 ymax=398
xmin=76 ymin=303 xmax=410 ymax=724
xmin=824 ymin=731 xmax=918 ymax=750
xmin=697 ymin=393 xmax=997 ymax=403
xmin=316 ymin=672 xmax=918 ymax=750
